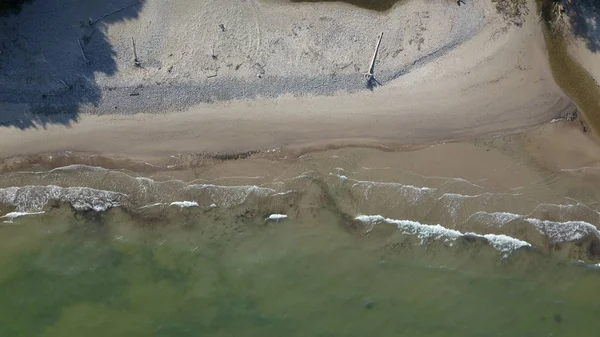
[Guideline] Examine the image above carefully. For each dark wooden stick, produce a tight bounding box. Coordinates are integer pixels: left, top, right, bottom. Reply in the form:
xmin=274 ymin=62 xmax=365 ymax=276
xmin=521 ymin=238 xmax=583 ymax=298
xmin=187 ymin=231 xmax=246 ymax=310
xmin=78 ymin=38 xmax=90 ymax=64
xmin=132 ymin=37 xmax=140 ymax=67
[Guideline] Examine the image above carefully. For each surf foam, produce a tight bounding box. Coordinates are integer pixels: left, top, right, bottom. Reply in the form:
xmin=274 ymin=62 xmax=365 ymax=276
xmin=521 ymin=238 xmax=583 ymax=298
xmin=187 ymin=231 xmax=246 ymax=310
xmin=266 ymin=214 xmax=288 ymax=221
xmin=525 ymin=218 xmax=600 ymax=243
xmin=356 ymin=215 xmax=531 ymax=257
xmin=0 ymin=185 xmax=127 ymax=212
xmin=169 ymin=201 xmax=199 ymax=208
xmin=1 ymin=211 xmax=45 ymax=223
xmin=185 ymin=184 xmax=275 ymax=207
xmin=466 ymin=211 xmax=522 ymax=227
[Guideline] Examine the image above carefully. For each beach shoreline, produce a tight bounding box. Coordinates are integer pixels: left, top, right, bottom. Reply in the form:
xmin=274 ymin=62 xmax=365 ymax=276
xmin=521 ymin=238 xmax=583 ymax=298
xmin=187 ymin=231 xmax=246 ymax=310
xmin=0 ymin=0 xmax=578 ymax=160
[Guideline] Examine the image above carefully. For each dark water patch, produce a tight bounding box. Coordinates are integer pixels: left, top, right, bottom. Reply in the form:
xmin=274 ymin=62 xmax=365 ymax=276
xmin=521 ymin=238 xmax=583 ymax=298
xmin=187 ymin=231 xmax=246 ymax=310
xmin=537 ymin=0 xmax=600 ymax=135
xmin=561 ymin=0 xmax=600 ymax=53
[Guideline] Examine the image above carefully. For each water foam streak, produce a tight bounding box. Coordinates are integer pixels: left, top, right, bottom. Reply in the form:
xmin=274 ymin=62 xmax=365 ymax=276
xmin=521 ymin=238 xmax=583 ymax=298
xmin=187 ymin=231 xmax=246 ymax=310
xmin=356 ymin=215 xmax=531 ymax=258
xmin=0 ymin=185 xmax=126 ymax=212
xmin=525 ymin=218 xmax=600 ymax=243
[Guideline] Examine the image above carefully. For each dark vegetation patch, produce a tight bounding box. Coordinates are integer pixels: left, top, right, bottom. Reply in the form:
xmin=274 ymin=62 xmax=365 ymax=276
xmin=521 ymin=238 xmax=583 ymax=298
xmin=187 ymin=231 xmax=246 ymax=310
xmin=491 ymin=0 xmax=529 ymax=26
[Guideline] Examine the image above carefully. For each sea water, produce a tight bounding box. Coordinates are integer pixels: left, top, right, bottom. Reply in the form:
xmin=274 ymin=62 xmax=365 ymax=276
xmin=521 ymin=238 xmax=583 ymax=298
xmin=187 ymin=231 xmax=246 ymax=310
xmin=1 ymin=145 xmax=600 ymax=336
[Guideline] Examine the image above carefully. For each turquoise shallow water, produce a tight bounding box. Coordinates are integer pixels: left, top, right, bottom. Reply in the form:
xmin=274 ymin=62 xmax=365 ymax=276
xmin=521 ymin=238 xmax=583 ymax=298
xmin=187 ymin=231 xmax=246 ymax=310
xmin=1 ymin=208 xmax=600 ymax=337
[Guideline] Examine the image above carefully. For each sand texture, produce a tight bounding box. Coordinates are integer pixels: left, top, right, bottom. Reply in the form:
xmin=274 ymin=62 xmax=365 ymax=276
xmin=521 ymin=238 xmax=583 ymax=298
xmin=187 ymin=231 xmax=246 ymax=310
xmin=0 ymin=0 xmax=576 ymax=157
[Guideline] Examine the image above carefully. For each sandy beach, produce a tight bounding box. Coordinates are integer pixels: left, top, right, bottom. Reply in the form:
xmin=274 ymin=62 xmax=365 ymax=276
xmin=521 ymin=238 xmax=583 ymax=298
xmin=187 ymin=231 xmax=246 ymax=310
xmin=0 ymin=0 xmax=579 ymax=159
xmin=4 ymin=3 xmax=600 ymax=333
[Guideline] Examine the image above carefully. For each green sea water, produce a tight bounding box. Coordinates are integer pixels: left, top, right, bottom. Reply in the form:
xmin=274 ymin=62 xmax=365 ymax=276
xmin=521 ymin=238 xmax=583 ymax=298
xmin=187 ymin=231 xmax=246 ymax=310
xmin=1 ymin=145 xmax=600 ymax=336
xmin=1 ymin=207 xmax=600 ymax=337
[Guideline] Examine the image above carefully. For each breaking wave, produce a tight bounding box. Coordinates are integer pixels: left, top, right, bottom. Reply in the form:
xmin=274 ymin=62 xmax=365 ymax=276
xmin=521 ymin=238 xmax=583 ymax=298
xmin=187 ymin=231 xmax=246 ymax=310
xmin=356 ymin=215 xmax=531 ymax=258
xmin=0 ymin=185 xmax=126 ymax=212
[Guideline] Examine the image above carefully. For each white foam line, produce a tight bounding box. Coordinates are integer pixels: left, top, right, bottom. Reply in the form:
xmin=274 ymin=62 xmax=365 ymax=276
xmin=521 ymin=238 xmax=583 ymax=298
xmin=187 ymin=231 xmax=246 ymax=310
xmin=403 ymin=170 xmax=487 ymax=190
xmin=438 ymin=191 xmax=522 ymax=201
xmin=139 ymin=202 xmax=166 ymax=209
xmin=349 ymin=179 xmax=436 ymax=191
xmin=211 ymin=176 xmax=264 ymax=181
xmin=356 ymin=215 xmax=531 ymax=257
xmin=48 ymin=164 xmax=109 ymax=172
xmin=274 ymin=170 xmax=319 ymax=183
xmin=525 ymin=218 xmax=600 ymax=243
xmin=272 ymin=190 xmax=296 ymax=196
xmin=357 ymin=164 xmax=391 ymax=171
xmin=0 ymin=185 xmax=126 ymax=212
xmin=186 ymin=184 xmax=275 ymax=191
xmin=144 ymin=162 xmax=162 ymax=168
xmin=184 ymin=184 xmax=276 ymax=207
xmin=169 ymin=201 xmax=199 ymax=208
xmin=560 ymin=166 xmax=600 ymax=174
xmin=13 ymin=164 xmax=109 ymax=175
xmin=439 ymin=193 xmax=478 ymax=200
xmin=467 ymin=233 xmax=531 ymax=257
xmin=532 ymin=202 xmax=600 ymax=218
xmin=1 ymin=211 xmax=45 ymax=222
xmin=464 ymin=211 xmax=522 ymax=226
xmin=266 ymin=214 xmax=287 ymax=221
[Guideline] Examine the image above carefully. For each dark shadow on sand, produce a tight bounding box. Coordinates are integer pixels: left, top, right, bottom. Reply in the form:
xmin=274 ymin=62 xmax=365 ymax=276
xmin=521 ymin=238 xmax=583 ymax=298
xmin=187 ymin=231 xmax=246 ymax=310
xmin=0 ymin=0 xmax=32 ymax=15
xmin=0 ymin=0 xmax=145 ymax=129
xmin=288 ymin=0 xmax=404 ymax=12
xmin=366 ymin=76 xmax=381 ymax=91
xmin=561 ymin=0 xmax=600 ymax=53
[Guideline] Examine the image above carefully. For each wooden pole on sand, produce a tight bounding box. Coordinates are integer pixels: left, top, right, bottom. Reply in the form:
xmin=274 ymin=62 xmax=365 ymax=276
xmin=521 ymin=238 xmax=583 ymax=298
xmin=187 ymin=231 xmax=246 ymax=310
xmin=364 ymin=32 xmax=383 ymax=82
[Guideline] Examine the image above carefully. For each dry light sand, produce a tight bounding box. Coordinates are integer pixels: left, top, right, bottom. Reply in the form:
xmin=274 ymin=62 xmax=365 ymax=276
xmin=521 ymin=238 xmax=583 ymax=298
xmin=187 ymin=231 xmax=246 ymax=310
xmin=0 ymin=0 xmax=582 ymax=159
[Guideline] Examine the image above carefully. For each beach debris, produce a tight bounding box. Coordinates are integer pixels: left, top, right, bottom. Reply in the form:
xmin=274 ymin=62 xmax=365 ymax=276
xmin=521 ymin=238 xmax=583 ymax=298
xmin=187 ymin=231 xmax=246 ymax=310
xmin=78 ymin=38 xmax=90 ymax=64
xmin=364 ymin=32 xmax=383 ymax=83
xmin=129 ymin=92 xmax=140 ymax=96
xmin=59 ymin=79 xmax=71 ymax=90
xmin=211 ymin=48 xmax=217 ymax=60
xmin=89 ymin=1 xmax=141 ymax=26
xmin=207 ymin=73 xmax=217 ymax=78
xmin=219 ymin=24 xmax=226 ymax=32
xmin=132 ymin=37 xmax=141 ymax=67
